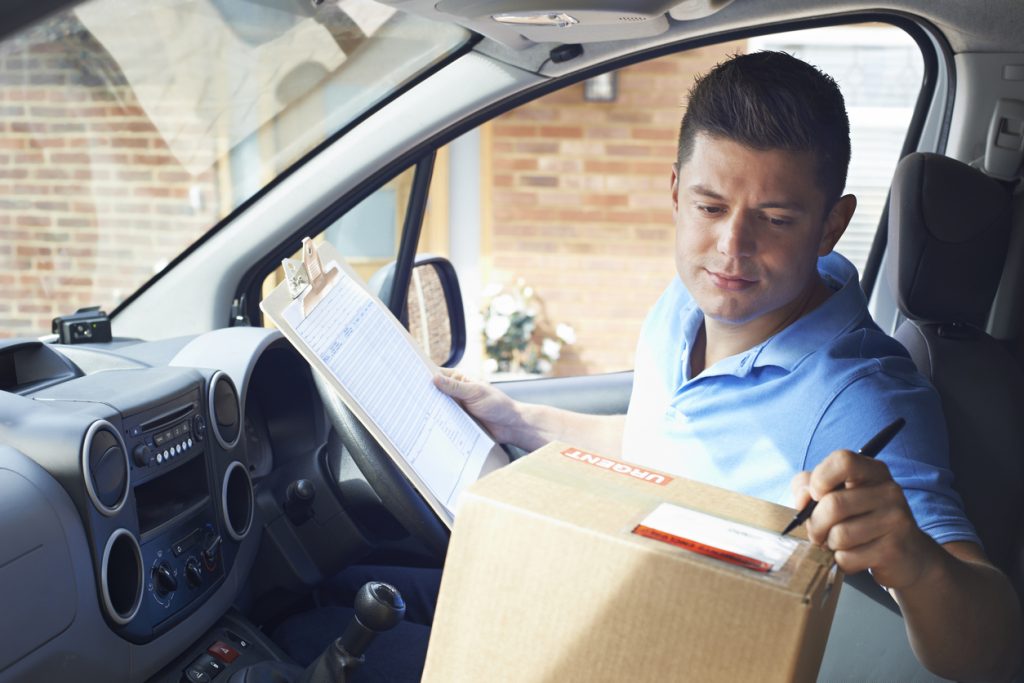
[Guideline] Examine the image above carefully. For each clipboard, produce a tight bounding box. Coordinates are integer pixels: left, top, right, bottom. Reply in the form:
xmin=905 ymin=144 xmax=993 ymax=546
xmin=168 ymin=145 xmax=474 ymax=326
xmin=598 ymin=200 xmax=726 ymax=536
xmin=261 ymin=238 xmax=509 ymax=528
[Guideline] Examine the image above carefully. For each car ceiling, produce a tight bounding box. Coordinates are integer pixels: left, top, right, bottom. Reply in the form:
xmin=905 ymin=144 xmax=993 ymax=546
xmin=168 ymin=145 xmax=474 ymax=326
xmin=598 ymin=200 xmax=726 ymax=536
xmin=5 ymin=0 xmax=1023 ymax=60
xmin=373 ymin=0 xmax=1024 ymax=73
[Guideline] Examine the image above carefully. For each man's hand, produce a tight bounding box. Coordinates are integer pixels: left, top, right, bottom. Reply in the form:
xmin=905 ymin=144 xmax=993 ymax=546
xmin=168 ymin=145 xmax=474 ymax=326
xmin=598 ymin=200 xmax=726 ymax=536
xmin=434 ymin=368 xmax=627 ymax=455
xmin=433 ymin=368 xmax=523 ymax=445
xmin=791 ymin=452 xmax=1023 ymax=681
xmin=789 ymin=449 xmax=943 ymax=589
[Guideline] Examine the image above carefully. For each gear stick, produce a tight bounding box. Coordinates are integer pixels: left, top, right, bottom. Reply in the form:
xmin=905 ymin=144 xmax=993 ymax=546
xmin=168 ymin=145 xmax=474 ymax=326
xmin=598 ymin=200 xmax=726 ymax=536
xmin=298 ymin=581 xmax=406 ymax=683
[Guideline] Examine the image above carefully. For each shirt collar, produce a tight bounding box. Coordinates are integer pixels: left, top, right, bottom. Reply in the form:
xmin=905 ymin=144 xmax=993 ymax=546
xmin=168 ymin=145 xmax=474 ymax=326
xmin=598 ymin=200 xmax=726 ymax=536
xmin=750 ymin=252 xmax=866 ymax=372
xmin=676 ymin=252 xmax=866 ymax=381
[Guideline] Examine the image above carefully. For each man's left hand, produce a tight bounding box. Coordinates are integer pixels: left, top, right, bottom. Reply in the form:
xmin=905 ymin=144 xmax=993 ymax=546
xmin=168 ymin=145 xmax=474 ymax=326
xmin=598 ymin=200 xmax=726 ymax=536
xmin=790 ymin=450 xmax=945 ymax=590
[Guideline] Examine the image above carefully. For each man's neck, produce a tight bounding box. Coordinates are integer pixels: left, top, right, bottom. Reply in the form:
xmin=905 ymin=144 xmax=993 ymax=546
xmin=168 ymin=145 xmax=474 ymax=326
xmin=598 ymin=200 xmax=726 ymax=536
xmin=690 ymin=276 xmax=833 ymax=377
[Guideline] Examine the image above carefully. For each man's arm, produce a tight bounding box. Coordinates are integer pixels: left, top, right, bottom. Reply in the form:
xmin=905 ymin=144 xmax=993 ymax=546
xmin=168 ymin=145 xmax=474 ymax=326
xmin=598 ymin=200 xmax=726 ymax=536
xmin=792 ymin=452 xmax=1022 ymax=682
xmin=434 ymin=368 xmax=626 ymax=456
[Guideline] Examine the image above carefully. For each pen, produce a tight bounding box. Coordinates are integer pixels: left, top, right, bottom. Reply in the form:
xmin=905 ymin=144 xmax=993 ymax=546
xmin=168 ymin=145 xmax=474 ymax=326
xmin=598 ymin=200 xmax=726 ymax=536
xmin=780 ymin=417 xmax=906 ymax=536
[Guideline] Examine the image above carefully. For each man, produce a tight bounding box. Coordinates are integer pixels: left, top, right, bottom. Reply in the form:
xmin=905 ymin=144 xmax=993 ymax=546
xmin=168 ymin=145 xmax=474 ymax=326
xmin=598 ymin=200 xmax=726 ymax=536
xmin=436 ymin=51 xmax=1022 ymax=681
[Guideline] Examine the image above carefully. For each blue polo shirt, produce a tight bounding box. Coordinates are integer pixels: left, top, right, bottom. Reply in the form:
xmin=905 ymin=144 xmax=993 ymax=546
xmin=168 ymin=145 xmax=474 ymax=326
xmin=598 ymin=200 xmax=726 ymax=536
xmin=622 ymin=252 xmax=979 ymax=547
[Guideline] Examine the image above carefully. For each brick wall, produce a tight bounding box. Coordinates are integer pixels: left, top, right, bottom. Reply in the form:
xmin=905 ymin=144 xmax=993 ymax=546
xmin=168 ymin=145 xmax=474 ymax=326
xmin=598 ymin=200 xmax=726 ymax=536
xmin=0 ymin=19 xmax=220 ymax=338
xmin=485 ymin=41 xmax=746 ymax=376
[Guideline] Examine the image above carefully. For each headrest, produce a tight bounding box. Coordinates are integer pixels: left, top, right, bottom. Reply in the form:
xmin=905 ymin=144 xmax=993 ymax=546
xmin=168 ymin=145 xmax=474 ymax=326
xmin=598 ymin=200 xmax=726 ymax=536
xmin=887 ymin=153 xmax=1013 ymax=327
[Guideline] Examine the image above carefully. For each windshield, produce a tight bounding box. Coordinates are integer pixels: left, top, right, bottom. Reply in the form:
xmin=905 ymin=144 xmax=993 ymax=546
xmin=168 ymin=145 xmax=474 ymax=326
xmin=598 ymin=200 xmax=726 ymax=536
xmin=0 ymin=0 xmax=469 ymax=339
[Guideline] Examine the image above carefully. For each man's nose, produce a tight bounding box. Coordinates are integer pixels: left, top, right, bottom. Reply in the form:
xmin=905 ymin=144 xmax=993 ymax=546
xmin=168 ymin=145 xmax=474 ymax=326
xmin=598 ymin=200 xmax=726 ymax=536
xmin=717 ymin=211 xmax=756 ymax=257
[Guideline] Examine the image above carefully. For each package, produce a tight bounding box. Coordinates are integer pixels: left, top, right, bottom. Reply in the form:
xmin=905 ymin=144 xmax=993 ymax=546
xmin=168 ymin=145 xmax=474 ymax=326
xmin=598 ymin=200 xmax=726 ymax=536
xmin=422 ymin=442 xmax=842 ymax=683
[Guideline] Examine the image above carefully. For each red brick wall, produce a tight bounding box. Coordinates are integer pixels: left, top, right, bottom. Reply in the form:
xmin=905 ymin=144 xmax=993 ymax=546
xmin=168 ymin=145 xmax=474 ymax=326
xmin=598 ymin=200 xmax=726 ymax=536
xmin=485 ymin=41 xmax=746 ymax=376
xmin=0 ymin=21 xmax=220 ymax=338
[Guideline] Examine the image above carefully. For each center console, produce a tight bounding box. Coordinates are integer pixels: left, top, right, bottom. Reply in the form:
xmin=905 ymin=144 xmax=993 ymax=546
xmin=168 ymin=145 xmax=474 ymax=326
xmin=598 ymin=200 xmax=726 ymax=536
xmin=88 ymin=370 xmax=254 ymax=644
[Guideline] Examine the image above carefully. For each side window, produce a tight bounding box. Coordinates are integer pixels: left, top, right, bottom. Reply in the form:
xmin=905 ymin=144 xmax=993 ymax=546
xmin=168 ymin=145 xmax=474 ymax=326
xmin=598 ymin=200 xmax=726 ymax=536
xmin=259 ymin=153 xmax=449 ymax=313
xmin=438 ymin=22 xmax=924 ymax=381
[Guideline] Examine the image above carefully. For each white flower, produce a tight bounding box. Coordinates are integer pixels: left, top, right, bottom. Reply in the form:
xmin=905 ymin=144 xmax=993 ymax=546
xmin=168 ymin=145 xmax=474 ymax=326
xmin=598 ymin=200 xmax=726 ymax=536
xmin=483 ymin=358 xmax=499 ymax=374
xmin=523 ymin=286 xmax=534 ymax=298
xmin=485 ymin=315 xmax=511 ymax=341
xmin=537 ymin=359 xmax=552 ymax=374
xmin=542 ymin=338 xmax=561 ymax=360
xmin=491 ymin=294 xmax=517 ymax=317
xmin=482 ymin=282 xmax=503 ymax=298
xmin=556 ymin=323 xmax=576 ymax=345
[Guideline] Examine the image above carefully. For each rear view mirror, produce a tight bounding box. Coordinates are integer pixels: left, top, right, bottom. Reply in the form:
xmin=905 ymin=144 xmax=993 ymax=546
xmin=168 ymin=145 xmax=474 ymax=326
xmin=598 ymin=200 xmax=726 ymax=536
xmin=369 ymin=255 xmax=466 ymax=368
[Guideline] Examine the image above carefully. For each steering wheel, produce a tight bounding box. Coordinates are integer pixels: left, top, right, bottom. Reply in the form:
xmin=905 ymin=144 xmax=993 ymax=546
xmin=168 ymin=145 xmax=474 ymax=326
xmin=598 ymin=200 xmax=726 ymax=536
xmin=313 ymin=371 xmax=451 ymax=558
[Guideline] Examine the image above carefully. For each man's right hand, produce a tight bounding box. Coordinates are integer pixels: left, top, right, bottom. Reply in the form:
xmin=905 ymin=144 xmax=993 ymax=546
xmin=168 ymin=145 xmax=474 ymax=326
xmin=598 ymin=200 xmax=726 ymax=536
xmin=433 ymin=368 xmax=526 ymax=446
xmin=434 ymin=368 xmax=627 ymax=456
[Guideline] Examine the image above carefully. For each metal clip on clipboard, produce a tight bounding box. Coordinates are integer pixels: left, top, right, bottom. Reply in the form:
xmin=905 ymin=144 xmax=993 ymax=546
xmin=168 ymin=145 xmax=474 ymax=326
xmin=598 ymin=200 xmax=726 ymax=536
xmin=282 ymin=237 xmax=340 ymax=315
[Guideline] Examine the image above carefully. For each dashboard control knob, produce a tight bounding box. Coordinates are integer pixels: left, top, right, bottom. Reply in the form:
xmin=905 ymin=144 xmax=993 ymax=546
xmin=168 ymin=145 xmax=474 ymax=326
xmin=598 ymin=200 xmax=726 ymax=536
xmin=285 ymin=479 xmax=316 ymax=525
xmin=132 ymin=443 xmax=152 ymax=467
xmin=202 ymin=532 xmax=221 ymax=568
xmin=153 ymin=562 xmax=177 ymax=596
xmin=184 ymin=558 xmax=202 ymax=588
xmin=193 ymin=415 xmax=207 ymax=442
xmin=287 ymin=478 xmax=315 ymax=502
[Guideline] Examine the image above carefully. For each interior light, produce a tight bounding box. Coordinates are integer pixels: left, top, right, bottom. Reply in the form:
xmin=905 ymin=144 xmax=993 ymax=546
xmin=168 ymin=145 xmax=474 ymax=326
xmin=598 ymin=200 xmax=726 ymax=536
xmin=492 ymin=12 xmax=579 ymax=28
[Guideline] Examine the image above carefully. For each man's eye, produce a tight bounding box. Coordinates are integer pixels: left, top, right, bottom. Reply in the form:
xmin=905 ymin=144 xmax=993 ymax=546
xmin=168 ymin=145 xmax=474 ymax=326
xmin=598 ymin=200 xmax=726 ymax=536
xmin=763 ymin=214 xmax=791 ymax=226
xmin=696 ymin=204 xmax=724 ymax=216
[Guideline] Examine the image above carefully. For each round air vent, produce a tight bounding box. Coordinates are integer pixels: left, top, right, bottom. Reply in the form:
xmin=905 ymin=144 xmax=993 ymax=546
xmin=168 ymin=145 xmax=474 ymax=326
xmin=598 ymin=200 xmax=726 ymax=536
xmin=100 ymin=528 xmax=143 ymax=625
xmin=82 ymin=420 xmax=130 ymax=516
xmin=222 ymin=461 xmax=253 ymax=541
xmin=208 ymin=371 xmax=241 ymax=450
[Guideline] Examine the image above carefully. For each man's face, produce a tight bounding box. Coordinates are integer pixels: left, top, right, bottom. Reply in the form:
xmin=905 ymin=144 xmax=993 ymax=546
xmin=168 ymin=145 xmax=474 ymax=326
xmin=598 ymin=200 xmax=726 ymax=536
xmin=672 ymin=133 xmax=847 ymax=328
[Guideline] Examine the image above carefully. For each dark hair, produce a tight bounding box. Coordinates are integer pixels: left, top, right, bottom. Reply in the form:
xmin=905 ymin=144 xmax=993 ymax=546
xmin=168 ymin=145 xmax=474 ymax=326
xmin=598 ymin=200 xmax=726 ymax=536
xmin=677 ymin=51 xmax=851 ymax=208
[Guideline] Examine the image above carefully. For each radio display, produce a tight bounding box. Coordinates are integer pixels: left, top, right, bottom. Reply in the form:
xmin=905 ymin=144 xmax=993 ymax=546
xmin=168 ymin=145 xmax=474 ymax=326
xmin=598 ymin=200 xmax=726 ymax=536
xmin=153 ymin=420 xmax=191 ymax=447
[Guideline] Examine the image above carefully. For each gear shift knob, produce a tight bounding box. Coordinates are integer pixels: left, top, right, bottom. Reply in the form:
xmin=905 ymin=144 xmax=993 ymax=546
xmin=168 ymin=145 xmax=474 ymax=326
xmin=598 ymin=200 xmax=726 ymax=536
xmin=297 ymin=582 xmax=406 ymax=683
xmin=340 ymin=581 xmax=406 ymax=657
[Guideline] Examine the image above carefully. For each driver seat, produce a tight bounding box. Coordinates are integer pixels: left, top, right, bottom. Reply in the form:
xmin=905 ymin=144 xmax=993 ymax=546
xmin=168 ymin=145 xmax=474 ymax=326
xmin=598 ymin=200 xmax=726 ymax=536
xmin=887 ymin=152 xmax=1024 ymax=599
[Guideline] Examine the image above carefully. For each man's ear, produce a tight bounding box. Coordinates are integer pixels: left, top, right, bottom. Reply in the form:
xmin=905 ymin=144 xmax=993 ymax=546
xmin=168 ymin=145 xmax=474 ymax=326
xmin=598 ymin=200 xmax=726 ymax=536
xmin=670 ymin=162 xmax=681 ymax=217
xmin=819 ymin=194 xmax=857 ymax=256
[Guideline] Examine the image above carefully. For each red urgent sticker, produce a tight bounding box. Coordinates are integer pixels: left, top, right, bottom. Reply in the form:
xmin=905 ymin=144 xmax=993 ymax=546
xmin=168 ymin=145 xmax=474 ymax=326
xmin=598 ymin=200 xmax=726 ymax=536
xmin=560 ymin=447 xmax=673 ymax=486
xmin=632 ymin=524 xmax=772 ymax=572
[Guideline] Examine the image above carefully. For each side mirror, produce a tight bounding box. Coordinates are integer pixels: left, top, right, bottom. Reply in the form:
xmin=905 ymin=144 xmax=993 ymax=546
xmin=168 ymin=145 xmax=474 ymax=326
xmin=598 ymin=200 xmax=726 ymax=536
xmin=368 ymin=255 xmax=466 ymax=368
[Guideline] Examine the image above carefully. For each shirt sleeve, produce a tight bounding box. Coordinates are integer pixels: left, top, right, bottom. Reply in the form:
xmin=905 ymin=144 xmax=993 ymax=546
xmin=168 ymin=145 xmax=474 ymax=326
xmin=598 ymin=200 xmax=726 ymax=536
xmin=804 ymin=366 xmax=981 ymax=547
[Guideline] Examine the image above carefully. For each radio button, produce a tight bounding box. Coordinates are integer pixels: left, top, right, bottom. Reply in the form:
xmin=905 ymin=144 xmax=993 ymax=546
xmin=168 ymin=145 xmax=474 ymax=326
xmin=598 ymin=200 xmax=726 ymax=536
xmin=133 ymin=444 xmax=152 ymax=467
xmin=157 ymin=453 xmax=164 ymax=463
xmin=193 ymin=415 xmax=207 ymax=442
xmin=188 ymin=438 xmax=194 ymax=448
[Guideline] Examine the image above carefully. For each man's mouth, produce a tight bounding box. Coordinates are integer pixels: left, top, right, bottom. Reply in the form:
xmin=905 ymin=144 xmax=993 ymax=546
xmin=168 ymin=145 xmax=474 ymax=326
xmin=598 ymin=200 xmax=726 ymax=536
xmin=706 ymin=269 xmax=758 ymax=291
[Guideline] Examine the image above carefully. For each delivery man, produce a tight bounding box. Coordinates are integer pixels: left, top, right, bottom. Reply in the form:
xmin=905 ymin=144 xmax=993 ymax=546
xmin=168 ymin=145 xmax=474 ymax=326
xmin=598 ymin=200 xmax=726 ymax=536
xmin=435 ymin=51 xmax=1022 ymax=681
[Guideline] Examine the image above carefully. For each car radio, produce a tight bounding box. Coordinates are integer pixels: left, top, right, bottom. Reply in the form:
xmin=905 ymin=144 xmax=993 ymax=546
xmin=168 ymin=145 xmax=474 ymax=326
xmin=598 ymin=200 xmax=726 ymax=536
xmin=126 ymin=400 xmax=207 ymax=471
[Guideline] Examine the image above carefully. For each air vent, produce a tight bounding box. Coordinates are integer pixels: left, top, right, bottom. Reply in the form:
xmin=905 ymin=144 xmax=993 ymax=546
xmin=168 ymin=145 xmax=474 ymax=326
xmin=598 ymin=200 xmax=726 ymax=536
xmin=618 ymin=15 xmax=647 ymax=21
xmin=208 ymin=371 xmax=241 ymax=450
xmin=82 ymin=420 xmax=129 ymax=515
xmin=100 ymin=529 xmax=143 ymax=625
xmin=221 ymin=461 xmax=253 ymax=541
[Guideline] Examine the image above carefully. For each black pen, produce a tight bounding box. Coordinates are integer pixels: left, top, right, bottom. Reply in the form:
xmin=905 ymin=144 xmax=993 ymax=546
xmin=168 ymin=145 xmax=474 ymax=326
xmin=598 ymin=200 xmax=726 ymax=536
xmin=780 ymin=417 xmax=906 ymax=536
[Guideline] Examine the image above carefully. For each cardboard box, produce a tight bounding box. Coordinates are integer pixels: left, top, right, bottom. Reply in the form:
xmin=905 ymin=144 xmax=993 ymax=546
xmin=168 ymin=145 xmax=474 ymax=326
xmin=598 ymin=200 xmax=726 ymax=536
xmin=422 ymin=442 xmax=842 ymax=683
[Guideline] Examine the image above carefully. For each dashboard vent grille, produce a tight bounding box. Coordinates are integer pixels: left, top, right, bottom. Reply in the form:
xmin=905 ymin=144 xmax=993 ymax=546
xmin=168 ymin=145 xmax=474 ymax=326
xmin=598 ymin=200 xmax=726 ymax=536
xmin=209 ymin=371 xmax=241 ymax=450
xmin=83 ymin=420 xmax=129 ymax=515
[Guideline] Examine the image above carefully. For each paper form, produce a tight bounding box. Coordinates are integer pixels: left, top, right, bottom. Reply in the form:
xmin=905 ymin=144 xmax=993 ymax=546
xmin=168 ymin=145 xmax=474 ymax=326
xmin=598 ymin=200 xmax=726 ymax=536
xmin=281 ymin=262 xmax=496 ymax=517
xmin=634 ymin=503 xmax=798 ymax=572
